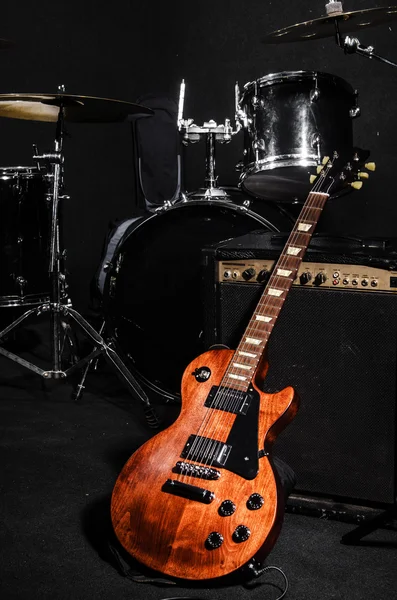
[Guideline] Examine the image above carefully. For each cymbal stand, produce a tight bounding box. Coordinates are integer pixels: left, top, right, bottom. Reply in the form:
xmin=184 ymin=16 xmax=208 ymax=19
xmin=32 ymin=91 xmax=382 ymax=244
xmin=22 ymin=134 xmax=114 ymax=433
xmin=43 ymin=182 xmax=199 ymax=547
xmin=327 ymin=2 xmax=397 ymax=69
xmin=0 ymin=102 xmax=160 ymax=429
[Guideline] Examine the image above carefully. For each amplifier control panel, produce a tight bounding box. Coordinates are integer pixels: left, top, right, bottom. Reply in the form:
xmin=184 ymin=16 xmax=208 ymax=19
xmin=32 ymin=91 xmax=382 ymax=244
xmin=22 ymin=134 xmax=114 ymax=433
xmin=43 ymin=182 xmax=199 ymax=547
xmin=218 ymin=261 xmax=397 ymax=292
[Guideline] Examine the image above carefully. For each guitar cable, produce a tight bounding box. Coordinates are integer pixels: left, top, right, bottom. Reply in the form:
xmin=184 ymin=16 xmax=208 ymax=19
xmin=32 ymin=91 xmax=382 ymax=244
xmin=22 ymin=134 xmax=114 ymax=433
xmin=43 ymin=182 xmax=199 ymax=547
xmin=159 ymin=564 xmax=289 ymax=600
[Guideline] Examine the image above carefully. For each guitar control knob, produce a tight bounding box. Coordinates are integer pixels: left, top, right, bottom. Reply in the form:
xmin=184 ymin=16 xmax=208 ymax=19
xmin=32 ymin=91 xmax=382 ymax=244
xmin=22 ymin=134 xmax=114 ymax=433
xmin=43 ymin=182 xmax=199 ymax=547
xmin=299 ymin=271 xmax=312 ymax=285
xmin=219 ymin=499 xmax=236 ymax=516
xmin=314 ymin=272 xmax=327 ymax=286
xmin=205 ymin=531 xmax=224 ymax=550
xmin=257 ymin=269 xmax=269 ymax=283
xmin=232 ymin=525 xmax=251 ymax=543
xmin=242 ymin=268 xmax=256 ymax=281
xmin=246 ymin=493 xmax=264 ymax=510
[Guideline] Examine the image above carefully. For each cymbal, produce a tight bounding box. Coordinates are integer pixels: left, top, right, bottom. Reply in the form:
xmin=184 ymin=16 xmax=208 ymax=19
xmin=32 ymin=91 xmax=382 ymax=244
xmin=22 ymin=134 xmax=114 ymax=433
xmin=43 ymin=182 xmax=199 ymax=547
xmin=0 ymin=93 xmax=153 ymax=123
xmin=262 ymin=6 xmax=397 ymax=43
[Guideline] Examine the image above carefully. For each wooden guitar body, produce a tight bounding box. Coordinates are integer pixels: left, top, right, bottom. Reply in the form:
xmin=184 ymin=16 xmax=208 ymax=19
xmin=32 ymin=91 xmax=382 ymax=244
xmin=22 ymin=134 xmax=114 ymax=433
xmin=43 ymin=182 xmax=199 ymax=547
xmin=111 ymin=348 xmax=299 ymax=581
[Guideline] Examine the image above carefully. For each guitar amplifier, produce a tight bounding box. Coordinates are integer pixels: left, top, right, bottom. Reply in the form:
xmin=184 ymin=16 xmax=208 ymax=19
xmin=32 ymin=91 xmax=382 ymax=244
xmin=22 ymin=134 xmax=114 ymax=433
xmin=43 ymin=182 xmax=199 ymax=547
xmin=202 ymin=232 xmax=397 ymax=508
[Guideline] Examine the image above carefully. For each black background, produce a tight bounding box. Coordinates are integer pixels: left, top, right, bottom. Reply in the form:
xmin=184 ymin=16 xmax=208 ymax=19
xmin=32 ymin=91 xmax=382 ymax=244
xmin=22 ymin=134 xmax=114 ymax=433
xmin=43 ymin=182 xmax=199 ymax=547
xmin=1 ymin=0 xmax=397 ymax=310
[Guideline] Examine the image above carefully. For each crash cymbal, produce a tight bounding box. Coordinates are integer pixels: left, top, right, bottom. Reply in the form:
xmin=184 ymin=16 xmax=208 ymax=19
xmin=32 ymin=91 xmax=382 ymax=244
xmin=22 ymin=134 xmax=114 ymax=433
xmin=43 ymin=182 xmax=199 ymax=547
xmin=262 ymin=6 xmax=397 ymax=43
xmin=0 ymin=93 xmax=153 ymax=123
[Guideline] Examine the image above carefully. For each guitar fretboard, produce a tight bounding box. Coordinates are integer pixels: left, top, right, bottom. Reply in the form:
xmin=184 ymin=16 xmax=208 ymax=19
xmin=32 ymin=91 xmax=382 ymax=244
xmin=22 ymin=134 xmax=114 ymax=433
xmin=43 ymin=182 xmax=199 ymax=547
xmin=222 ymin=191 xmax=329 ymax=392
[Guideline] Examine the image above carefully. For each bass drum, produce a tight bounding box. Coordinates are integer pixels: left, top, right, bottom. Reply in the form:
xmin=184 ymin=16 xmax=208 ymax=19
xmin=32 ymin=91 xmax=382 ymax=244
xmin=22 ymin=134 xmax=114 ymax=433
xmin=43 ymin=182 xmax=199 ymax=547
xmin=104 ymin=196 xmax=295 ymax=401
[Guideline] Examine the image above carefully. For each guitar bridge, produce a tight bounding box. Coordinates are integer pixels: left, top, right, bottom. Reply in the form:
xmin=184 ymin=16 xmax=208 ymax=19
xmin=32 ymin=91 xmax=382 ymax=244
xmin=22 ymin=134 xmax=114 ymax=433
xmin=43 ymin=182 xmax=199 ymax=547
xmin=172 ymin=461 xmax=221 ymax=480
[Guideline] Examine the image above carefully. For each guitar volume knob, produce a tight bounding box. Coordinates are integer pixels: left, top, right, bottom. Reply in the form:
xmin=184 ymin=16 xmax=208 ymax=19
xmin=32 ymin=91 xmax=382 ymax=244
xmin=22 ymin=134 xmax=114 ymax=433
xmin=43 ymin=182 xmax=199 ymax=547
xmin=205 ymin=531 xmax=224 ymax=550
xmin=232 ymin=525 xmax=251 ymax=543
xmin=246 ymin=493 xmax=264 ymax=510
xmin=218 ymin=499 xmax=236 ymax=516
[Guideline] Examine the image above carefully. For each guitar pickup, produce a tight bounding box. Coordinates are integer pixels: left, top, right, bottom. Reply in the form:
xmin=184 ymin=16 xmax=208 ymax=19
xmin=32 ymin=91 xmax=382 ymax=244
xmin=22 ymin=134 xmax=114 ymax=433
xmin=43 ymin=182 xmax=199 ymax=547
xmin=162 ymin=479 xmax=215 ymax=504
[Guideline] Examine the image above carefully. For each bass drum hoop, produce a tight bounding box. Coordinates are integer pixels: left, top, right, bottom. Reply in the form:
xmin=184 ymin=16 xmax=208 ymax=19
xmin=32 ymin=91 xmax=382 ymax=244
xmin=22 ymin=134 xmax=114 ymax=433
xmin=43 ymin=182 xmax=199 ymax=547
xmin=103 ymin=199 xmax=288 ymax=402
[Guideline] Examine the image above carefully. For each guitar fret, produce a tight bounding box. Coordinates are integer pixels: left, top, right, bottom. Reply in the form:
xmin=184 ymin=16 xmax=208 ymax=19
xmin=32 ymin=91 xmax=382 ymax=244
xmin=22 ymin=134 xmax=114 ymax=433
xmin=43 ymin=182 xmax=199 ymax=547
xmin=230 ymin=173 xmax=334 ymax=392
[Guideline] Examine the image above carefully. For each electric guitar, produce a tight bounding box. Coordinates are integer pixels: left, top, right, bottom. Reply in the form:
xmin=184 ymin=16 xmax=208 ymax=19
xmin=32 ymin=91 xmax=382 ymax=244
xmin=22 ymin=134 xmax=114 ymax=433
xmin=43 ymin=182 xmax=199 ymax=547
xmin=111 ymin=150 xmax=372 ymax=581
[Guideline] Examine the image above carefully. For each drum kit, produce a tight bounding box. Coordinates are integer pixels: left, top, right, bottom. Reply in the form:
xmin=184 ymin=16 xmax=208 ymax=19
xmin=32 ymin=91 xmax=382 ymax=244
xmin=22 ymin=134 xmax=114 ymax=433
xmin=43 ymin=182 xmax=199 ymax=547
xmin=0 ymin=3 xmax=395 ymax=419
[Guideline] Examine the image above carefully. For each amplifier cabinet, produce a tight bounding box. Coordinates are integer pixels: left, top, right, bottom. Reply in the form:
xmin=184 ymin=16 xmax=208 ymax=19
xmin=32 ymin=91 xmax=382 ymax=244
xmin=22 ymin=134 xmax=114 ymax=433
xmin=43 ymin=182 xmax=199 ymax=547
xmin=202 ymin=252 xmax=397 ymax=506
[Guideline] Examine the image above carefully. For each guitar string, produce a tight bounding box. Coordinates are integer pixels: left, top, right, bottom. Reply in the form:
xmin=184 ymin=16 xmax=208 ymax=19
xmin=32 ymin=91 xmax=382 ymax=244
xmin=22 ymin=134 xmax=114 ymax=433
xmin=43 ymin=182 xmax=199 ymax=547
xmin=196 ymin=190 xmax=330 ymax=464
xmin=177 ymin=164 xmax=334 ymax=482
xmin=178 ymin=188 xmax=330 ymax=484
xmin=177 ymin=182 xmax=331 ymax=483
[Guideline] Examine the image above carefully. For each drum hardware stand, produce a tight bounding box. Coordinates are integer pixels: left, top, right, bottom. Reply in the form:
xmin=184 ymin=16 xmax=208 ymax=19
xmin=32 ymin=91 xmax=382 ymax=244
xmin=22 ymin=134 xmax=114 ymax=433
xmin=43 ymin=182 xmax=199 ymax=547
xmin=0 ymin=99 xmax=160 ymax=429
xmin=325 ymin=1 xmax=397 ymax=69
xmin=179 ymin=118 xmax=238 ymax=200
xmin=177 ymin=79 xmax=240 ymax=200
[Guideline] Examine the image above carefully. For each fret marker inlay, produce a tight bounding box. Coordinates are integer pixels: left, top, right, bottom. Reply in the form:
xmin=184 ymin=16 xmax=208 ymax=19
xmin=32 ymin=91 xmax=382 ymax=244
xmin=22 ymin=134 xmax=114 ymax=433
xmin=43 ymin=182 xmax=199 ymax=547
xmin=255 ymin=315 xmax=272 ymax=323
xmin=245 ymin=337 xmax=262 ymax=346
xmin=297 ymin=222 xmax=312 ymax=232
xmin=227 ymin=373 xmax=247 ymax=381
xmin=232 ymin=363 xmax=252 ymax=371
xmin=276 ymin=268 xmax=293 ymax=277
xmin=238 ymin=351 xmax=257 ymax=358
xmin=268 ymin=288 xmax=283 ymax=297
xmin=287 ymin=246 xmax=301 ymax=256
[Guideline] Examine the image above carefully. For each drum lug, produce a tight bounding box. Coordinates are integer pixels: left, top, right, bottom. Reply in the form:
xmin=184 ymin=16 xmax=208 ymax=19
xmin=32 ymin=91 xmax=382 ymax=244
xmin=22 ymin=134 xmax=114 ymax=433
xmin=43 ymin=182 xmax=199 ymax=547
xmin=349 ymin=105 xmax=361 ymax=118
xmin=310 ymin=87 xmax=320 ymax=103
xmin=251 ymin=95 xmax=264 ymax=109
xmin=350 ymin=90 xmax=361 ymax=118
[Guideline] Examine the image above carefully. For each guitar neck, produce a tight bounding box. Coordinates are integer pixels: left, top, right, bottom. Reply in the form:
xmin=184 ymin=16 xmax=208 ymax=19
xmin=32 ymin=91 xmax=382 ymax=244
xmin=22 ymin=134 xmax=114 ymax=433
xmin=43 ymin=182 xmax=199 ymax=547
xmin=223 ymin=191 xmax=330 ymax=392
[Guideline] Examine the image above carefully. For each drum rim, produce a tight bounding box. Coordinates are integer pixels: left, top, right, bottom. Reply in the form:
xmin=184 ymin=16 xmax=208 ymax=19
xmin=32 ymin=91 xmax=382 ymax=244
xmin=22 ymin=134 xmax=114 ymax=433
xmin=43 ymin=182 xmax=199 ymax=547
xmin=120 ymin=197 xmax=280 ymax=246
xmin=242 ymin=70 xmax=355 ymax=96
xmin=103 ymin=198 xmax=282 ymax=400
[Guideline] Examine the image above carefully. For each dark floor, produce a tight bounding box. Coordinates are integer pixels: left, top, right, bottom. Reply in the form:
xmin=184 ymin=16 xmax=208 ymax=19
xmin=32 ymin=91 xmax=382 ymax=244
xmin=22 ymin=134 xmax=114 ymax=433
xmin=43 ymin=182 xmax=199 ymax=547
xmin=1 ymin=321 xmax=396 ymax=600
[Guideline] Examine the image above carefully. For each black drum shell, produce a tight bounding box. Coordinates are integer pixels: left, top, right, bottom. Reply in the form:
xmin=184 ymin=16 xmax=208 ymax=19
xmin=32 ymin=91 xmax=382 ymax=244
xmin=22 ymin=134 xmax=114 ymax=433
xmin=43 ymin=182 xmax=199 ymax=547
xmin=103 ymin=197 xmax=295 ymax=400
xmin=0 ymin=167 xmax=50 ymax=306
xmin=238 ymin=71 xmax=358 ymax=202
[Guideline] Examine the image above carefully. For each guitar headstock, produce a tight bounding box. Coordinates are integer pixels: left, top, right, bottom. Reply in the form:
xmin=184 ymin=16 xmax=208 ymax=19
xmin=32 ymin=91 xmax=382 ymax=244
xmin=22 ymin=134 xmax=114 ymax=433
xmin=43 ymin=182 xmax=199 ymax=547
xmin=309 ymin=149 xmax=374 ymax=197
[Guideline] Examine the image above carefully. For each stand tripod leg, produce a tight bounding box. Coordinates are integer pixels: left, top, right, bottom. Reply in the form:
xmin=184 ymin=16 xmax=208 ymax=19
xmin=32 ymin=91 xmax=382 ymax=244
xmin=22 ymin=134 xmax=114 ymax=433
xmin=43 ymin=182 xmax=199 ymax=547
xmin=65 ymin=307 xmax=161 ymax=429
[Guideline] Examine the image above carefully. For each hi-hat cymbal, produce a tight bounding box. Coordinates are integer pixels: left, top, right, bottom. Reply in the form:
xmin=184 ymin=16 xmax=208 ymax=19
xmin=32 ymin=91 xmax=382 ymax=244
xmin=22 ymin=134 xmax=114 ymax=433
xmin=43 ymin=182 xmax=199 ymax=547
xmin=0 ymin=93 xmax=153 ymax=123
xmin=262 ymin=6 xmax=397 ymax=43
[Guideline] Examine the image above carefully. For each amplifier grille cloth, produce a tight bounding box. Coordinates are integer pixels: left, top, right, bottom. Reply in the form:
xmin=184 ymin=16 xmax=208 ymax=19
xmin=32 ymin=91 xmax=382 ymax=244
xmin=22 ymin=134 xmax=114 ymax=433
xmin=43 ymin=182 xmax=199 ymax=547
xmin=216 ymin=284 xmax=396 ymax=504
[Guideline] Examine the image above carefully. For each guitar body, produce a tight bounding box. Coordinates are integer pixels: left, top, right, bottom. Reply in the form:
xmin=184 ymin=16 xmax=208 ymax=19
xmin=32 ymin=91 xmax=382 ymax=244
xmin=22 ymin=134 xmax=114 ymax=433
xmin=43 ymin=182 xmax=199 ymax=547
xmin=111 ymin=348 xmax=299 ymax=581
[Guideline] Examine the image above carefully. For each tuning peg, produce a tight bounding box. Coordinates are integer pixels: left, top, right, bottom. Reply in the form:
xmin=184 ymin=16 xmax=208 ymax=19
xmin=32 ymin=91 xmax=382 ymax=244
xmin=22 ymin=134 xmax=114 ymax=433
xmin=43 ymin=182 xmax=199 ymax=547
xmin=322 ymin=156 xmax=330 ymax=165
xmin=358 ymin=171 xmax=369 ymax=179
xmin=365 ymin=162 xmax=376 ymax=172
xmin=309 ymin=174 xmax=317 ymax=184
xmin=316 ymin=165 xmax=323 ymax=174
xmin=350 ymin=181 xmax=363 ymax=190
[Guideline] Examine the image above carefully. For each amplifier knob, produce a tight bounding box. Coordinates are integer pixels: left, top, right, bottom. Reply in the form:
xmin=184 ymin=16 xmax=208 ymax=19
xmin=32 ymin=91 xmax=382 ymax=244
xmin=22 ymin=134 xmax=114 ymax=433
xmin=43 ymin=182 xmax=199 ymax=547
xmin=242 ymin=268 xmax=256 ymax=281
xmin=257 ymin=269 xmax=269 ymax=283
xmin=342 ymin=278 xmax=349 ymax=285
xmin=371 ymin=280 xmax=378 ymax=287
xmin=314 ymin=272 xmax=327 ymax=286
xmin=361 ymin=279 xmax=369 ymax=287
xmin=299 ymin=271 xmax=312 ymax=285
